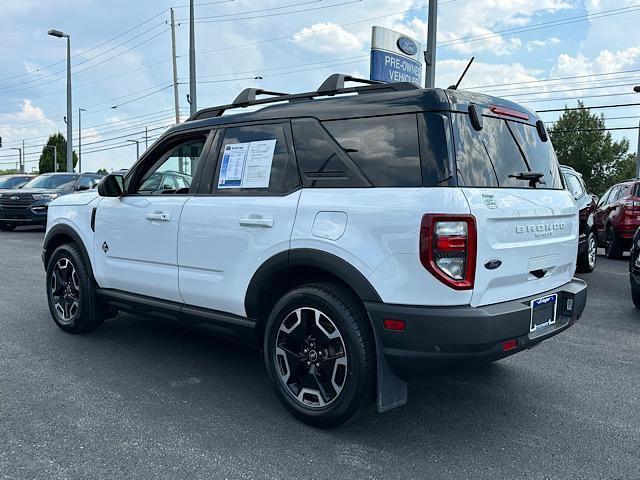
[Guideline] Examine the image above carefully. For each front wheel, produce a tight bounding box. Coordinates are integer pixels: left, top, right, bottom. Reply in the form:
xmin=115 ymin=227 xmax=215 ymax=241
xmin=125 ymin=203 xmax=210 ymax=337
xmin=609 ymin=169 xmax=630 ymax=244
xmin=46 ymin=244 xmax=105 ymax=333
xmin=263 ymin=283 xmax=375 ymax=428
xmin=577 ymin=231 xmax=597 ymax=272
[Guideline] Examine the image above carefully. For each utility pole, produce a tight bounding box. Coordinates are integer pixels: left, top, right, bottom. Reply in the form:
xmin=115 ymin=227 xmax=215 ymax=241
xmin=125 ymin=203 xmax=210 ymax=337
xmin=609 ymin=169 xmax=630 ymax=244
xmin=424 ymin=0 xmax=438 ymax=88
xmin=145 ymin=126 xmax=149 ymax=150
xmin=170 ymin=8 xmax=181 ymax=123
xmin=21 ymin=140 xmax=25 ymax=173
xmin=189 ymin=0 xmax=198 ymax=116
xmin=78 ymin=108 xmax=86 ymax=173
xmin=10 ymin=148 xmax=21 ymax=174
xmin=635 ymin=86 xmax=640 ymax=177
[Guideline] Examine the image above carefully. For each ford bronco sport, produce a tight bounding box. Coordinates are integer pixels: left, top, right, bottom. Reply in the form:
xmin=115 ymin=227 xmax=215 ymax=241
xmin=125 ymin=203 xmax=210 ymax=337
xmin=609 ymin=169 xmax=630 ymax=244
xmin=42 ymin=74 xmax=587 ymax=427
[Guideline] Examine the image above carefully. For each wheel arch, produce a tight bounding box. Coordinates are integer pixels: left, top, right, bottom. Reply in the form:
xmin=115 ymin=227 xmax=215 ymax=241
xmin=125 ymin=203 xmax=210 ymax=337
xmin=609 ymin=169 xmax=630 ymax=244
xmin=245 ymin=249 xmax=382 ymax=332
xmin=43 ymin=224 xmax=94 ymax=280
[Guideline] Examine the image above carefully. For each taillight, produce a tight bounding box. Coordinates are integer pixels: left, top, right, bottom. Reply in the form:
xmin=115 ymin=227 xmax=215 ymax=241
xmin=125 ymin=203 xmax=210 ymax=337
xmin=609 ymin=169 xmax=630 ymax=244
xmin=622 ymin=197 xmax=640 ymax=210
xmin=420 ymin=214 xmax=477 ymax=290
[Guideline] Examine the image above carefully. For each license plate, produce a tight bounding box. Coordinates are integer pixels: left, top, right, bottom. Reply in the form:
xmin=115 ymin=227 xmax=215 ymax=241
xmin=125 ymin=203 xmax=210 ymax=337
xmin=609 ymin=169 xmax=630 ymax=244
xmin=530 ymin=294 xmax=557 ymax=333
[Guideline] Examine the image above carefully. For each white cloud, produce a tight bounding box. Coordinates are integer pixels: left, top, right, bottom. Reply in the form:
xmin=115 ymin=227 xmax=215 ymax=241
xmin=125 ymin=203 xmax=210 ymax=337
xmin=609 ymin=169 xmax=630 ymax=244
xmin=526 ymin=37 xmax=561 ymax=51
xmin=436 ymin=59 xmax=541 ymax=91
xmin=292 ymin=22 xmax=363 ymax=53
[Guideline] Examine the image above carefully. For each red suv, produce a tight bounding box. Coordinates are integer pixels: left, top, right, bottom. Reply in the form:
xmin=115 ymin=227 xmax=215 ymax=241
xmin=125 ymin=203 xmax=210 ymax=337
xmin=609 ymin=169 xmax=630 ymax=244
xmin=595 ymin=180 xmax=640 ymax=258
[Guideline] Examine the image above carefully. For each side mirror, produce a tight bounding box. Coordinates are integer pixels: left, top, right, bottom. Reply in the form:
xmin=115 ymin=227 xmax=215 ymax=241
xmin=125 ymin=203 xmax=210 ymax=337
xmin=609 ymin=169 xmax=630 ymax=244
xmin=98 ymin=174 xmax=125 ymax=197
xmin=76 ymin=185 xmax=91 ymax=191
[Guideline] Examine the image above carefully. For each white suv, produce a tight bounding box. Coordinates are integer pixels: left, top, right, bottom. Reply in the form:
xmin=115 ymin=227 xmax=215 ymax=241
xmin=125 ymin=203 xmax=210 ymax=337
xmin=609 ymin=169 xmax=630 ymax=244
xmin=42 ymin=75 xmax=587 ymax=427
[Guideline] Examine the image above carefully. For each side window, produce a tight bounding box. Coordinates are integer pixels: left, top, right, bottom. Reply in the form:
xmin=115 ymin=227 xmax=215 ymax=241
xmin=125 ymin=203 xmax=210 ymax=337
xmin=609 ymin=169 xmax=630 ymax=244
xmin=607 ymin=186 xmax=621 ymax=205
xmin=616 ymin=184 xmax=631 ymax=201
xmin=291 ymin=118 xmax=369 ymax=188
xmin=598 ymin=188 xmax=612 ymax=207
xmin=77 ymin=175 xmax=93 ymax=189
xmin=323 ymin=114 xmax=422 ymax=187
xmin=175 ymin=175 xmax=189 ymax=189
xmin=213 ymin=123 xmax=299 ymax=195
xmin=133 ymin=137 xmax=206 ymax=195
xmin=565 ymin=174 xmax=583 ymax=199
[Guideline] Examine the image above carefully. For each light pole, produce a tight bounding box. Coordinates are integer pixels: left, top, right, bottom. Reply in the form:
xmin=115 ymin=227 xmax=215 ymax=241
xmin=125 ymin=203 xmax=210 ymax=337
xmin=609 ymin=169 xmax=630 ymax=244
xmin=48 ymin=29 xmax=73 ymax=172
xmin=44 ymin=145 xmax=58 ymax=172
xmin=189 ymin=0 xmax=198 ymax=115
xmin=424 ymin=0 xmax=438 ymax=88
xmin=9 ymin=148 xmax=21 ymax=174
xmin=127 ymin=139 xmax=140 ymax=161
xmin=78 ymin=107 xmax=86 ymax=173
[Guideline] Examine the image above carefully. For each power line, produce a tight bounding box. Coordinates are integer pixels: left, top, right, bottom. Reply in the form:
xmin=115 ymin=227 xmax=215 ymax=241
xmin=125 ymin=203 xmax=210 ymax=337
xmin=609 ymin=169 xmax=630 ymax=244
xmin=501 ymin=82 xmax=640 ymax=99
xmin=538 ymin=103 xmax=640 ymax=113
xmin=549 ymin=126 xmax=640 ymax=133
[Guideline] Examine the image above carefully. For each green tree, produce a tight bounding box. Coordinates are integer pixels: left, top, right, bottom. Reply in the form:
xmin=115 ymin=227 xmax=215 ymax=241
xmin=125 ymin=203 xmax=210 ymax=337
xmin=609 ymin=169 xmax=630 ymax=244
xmin=96 ymin=168 xmax=108 ymax=174
xmin=550 ymin=101 xmax=635 ymax=196
xmin=38 ymin=133 xmax=78 ymax=173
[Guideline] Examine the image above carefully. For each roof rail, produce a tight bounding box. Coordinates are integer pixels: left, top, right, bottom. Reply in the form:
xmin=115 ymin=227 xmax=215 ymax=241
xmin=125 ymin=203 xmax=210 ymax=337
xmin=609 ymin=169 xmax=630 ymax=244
xmin=187 ymin=73 xmax=421 ymax=122
xmin=316 ymin=74 xmax=383 ymax=94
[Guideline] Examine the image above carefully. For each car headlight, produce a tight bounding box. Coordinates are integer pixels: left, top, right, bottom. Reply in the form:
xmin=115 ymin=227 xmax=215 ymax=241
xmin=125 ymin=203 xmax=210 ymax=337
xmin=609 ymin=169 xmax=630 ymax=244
xmin=32 ymin=193 xmax=59 ymax=200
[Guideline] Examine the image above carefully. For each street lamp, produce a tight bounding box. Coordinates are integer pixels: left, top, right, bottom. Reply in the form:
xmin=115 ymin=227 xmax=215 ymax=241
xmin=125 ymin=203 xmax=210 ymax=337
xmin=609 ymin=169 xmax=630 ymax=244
xmin=78 ymin=107 xmax=86 ymax=173
xmin=43 ymin=145 xmax=58 ymax=172
xmin=9 ymin=148 xmax=22 ymax=173
xmin=48 ymin=28 xmax=73 ymax=173
xmin=127 ymin=139 xmax=140 ymax=161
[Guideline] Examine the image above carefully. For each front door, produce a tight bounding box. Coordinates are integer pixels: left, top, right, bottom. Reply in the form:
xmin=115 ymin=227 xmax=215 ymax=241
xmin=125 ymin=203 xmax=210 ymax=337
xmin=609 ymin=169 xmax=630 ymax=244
xmin=178 ymin=122 xmax=301 ymax=317
xmin=93 ymin=134 xmax=211 ymax=302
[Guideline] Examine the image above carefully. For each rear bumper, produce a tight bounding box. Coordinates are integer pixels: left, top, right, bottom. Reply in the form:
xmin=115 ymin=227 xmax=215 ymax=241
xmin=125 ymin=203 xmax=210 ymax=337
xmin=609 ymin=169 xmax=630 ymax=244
xmin=366 ymin=278 xmax=587 ymax=379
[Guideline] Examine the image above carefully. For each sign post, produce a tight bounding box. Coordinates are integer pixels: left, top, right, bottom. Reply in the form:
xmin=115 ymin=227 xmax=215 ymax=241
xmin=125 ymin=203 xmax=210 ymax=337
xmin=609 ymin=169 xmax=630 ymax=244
xmin=370 ymin=26 xmax=423 ymax=86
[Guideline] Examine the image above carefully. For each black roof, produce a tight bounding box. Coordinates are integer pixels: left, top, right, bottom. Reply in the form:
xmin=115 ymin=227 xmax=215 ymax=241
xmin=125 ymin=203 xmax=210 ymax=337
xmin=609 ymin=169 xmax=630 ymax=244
xmin=164 ymin=73 xmax=542 ymax=137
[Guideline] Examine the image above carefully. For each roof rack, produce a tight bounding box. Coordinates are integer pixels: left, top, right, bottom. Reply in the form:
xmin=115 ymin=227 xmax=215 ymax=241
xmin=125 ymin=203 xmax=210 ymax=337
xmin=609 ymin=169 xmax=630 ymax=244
xmin=187 ymin=73 xmax=420 ymax=121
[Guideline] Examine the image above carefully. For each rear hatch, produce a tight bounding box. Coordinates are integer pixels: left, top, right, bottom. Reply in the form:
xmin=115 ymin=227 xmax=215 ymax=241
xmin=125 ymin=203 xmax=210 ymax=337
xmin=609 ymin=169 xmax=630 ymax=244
xmin=449 ymin=96 xmax=577 ymax=307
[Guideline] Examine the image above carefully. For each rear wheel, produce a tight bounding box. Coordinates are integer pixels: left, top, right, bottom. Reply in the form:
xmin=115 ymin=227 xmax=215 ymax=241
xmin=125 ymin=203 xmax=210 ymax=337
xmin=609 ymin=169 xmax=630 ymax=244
xmin=263 ymin=283 xmax=375 ymax=428
xmin=46 ymin=243 xmax=105 ymax=333
xmin=577 ymin=231 xmax=597 ymax=272
xmin=0 ymin=223 xmax=16 ymax=231
xmin=605 ymin=226 xmax=623 ymax=259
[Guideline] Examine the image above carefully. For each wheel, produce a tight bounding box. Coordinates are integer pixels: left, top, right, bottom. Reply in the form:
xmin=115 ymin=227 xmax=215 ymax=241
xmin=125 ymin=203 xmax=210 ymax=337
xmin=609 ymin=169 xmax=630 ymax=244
xmin=0 ymin=223 xmax=16 ymax=231
xmin=632 ymin=281 xmax=640 ymax=309
xmin=46 ymin=243 xmax=105 ymax=333
xmin=577 ymin=231 xmax=597 ymax=272
xmin=263 ymin=283 xmax=375 ymax=428
xmin=605 ymin=225 xmax=623 ymax=259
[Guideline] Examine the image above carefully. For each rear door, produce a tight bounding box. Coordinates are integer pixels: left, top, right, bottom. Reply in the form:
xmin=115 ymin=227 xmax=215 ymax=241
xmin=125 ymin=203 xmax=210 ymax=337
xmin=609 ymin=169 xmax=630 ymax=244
xmin=178 ymin=121 xmax=301 ymax=317
xmin=452 ymin=110 xmax=577 ymax=307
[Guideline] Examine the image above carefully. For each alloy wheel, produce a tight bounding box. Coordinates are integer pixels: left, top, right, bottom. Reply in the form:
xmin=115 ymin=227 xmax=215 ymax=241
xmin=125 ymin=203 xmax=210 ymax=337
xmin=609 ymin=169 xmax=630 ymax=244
xmin=50 ymin=257 xmax=80 ymax=324
xmin=588 ymin=234 xmax=597 ymax=269
xmin=275 ymin=307 xmax=348 ymax=408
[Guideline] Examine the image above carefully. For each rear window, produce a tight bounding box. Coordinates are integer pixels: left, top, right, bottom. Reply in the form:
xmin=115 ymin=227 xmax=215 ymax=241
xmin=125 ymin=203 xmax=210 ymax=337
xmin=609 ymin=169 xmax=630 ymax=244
xmin=452 ymin=113 xmax=562 ymax=189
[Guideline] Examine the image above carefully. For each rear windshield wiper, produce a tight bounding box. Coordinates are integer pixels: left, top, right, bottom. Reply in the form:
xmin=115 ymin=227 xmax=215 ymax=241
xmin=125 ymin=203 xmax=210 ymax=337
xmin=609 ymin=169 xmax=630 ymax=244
xmin=509 ymin=171 xmax=546 ymax=188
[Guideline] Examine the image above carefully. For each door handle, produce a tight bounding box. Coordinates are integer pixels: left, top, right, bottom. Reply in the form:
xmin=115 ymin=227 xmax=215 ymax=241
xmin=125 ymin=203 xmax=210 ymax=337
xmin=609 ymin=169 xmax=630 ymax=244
xmin=239 ymin=217 xmax=274 ymax=228
xmin=145 ymin=212 xmax=171 ymax=222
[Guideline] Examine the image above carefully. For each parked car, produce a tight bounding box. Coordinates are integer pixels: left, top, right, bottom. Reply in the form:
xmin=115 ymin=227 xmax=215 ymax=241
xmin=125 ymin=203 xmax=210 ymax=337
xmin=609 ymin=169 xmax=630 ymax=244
xmin=42 ymin=74 xmax=587 ymax=427
xmin=595 ymin=179 xmax=640 ymax=258
xmin=629 ymin=227 xmax=640 ymax=308
xmin=0 ymin=174 xmax=35 ymax=190
xmin=560 ymin=165 xmax=598 ymax=272
xmin=0 ymin=172 xmax=103 ymax=231
xmin=138 ymin=170 xmax=192 ymax=194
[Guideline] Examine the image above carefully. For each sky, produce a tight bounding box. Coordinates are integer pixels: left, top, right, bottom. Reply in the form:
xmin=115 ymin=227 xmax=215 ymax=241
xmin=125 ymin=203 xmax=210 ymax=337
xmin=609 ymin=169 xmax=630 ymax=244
xmin=0 ymin=0 xmax=639 ymax=173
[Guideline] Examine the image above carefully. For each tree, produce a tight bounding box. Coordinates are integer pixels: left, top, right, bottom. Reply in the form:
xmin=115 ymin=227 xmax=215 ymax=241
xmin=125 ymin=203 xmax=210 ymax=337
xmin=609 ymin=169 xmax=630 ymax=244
xmin=38 ymin=133 xmax=78 ymax=173
xmin=549 ymin=102 xmax=635 ymax=196
xmin=96 ymin=168 xmax=108 ymax=174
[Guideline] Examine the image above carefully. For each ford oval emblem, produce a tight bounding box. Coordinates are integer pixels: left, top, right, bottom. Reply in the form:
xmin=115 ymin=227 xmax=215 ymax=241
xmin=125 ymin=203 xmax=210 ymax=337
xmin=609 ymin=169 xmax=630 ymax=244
xmin=484 ymin=259 xmax=502 ymax=270
xmin=397 ymin=37 xmax=418 ymax=56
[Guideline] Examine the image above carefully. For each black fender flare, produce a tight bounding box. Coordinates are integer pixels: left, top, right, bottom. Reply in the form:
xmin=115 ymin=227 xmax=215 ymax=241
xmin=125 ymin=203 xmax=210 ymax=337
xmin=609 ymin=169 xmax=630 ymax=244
xmin=43 ymin=224 xmax=93 ymax=278
xmin=244 ymin=248 xmax=382 ymax=319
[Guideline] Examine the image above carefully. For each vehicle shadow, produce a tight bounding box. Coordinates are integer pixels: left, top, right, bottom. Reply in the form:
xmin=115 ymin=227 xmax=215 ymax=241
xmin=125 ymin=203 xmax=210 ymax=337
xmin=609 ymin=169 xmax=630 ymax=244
xmin=68 ymin=312 xmax=569 ymax=454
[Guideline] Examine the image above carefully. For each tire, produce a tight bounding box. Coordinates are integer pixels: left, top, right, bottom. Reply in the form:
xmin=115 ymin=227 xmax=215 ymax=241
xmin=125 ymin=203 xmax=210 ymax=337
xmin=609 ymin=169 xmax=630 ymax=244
xmin=263 ymin=283 xmax=375 ymax=428
xmin=632 ymin=281 xmax=640 ymax=309
xmin=46 ymin=243 xmax=105 ymax=333
xmin=577 ymin=231 xmax=597 ymax=272
xmin=605 ymin=225 xmax=624 ymax=259
xmin=0 ymin=223 xmax=16 ymax=231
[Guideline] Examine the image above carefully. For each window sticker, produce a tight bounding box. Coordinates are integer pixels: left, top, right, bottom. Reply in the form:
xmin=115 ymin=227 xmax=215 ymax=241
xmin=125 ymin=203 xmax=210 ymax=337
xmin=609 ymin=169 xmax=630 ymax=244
xmin=218 ymin=139 xmax=277 ymax=189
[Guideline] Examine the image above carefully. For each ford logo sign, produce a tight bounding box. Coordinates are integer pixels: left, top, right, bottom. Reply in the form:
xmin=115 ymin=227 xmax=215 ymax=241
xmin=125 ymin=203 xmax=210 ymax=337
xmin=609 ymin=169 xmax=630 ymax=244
xmin=484 ymin=259 xmax=502 ymax=270
xmin=397 ymin=37 xmax=418 ymax=56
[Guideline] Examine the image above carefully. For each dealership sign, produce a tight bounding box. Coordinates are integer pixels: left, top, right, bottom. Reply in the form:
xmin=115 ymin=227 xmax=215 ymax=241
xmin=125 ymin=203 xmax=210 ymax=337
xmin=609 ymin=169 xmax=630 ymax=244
xmin=370 ymin=26 xmax=423 ymax=86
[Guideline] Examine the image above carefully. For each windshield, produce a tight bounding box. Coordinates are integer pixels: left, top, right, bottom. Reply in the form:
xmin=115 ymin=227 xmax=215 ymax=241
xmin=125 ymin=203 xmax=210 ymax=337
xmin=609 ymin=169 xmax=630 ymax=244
xmin=0 ymin=176 xmax=29 ymax=189
xmin=22 ymin=175 xmax=78 ymax=190
xmin=452 ymin=113 xmax=562 ymax=189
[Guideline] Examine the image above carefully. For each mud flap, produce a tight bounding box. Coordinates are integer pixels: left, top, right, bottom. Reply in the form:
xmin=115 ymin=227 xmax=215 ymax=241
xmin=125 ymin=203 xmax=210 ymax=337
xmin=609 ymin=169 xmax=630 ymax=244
xmin=372 ymin=320 xmax=407 ymax=412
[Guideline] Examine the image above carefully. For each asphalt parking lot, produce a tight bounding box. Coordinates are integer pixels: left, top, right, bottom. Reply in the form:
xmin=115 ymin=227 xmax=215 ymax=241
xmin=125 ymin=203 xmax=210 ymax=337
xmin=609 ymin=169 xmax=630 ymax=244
xmin=1 ymin=227 xmax=639 ymax=480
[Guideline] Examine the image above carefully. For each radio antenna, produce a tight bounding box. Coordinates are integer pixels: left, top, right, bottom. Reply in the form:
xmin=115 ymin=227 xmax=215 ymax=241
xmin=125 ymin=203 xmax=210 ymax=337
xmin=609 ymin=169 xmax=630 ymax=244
xmin=448 ymin=57 xmax=475 ymax=90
